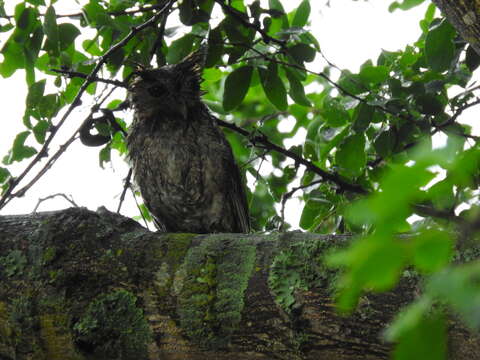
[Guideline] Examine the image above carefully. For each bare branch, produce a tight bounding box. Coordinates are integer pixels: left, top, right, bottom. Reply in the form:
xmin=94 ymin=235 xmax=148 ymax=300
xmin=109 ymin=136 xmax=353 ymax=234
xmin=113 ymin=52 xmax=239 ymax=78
xmin=117 ymin=169 xmax=133 ymax=214
xmin=32 ymin=193 xmax=78 ymax=213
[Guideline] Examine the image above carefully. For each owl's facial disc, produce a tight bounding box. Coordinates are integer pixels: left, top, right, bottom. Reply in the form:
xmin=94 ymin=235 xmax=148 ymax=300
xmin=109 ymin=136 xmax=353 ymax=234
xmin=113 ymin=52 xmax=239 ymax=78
xmin=147 ymin=83 xmax=167 ymax=98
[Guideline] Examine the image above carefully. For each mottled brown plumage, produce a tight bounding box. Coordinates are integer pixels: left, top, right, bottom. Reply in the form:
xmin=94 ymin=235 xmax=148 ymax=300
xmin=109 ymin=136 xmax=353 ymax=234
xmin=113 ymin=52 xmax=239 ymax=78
xmin=126 ymin=51 xmax=250 ymax=233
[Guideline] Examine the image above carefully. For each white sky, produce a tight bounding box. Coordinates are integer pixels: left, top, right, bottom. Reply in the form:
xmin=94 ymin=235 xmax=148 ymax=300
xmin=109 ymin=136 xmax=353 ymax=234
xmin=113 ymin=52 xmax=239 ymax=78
xmin=0 ymin=1 xmax=433 ymax=229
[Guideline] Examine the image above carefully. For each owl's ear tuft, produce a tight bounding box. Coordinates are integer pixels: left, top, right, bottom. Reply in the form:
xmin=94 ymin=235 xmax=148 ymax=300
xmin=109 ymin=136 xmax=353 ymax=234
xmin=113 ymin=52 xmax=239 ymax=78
xmin=137 ymin=70 xmax=158 ymax=82
xmin=176 ymin=45 xmax=207 ymax=77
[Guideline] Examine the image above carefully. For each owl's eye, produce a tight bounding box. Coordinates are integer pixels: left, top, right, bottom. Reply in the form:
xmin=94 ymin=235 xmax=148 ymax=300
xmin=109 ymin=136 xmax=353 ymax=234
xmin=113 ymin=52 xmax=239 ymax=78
xmin=148 ymin=84 xmax=166 ymax=97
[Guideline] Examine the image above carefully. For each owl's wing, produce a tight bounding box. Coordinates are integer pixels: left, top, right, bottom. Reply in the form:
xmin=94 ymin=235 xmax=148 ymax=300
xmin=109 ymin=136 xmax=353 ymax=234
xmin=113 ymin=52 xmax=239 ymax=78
xmin=214 ymin=125 xmax=251 ymax=233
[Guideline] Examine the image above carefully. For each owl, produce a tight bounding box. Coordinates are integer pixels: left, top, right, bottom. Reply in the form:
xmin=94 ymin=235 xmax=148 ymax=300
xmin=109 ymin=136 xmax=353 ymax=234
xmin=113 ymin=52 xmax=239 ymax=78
xmin=126 ymin=50 xmax=250 ymax=233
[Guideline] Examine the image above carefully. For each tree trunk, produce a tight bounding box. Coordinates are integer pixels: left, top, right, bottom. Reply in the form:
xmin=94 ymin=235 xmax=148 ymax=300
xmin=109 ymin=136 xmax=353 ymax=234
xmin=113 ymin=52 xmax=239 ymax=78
xmin=0 ymin=207 xmax=478 ymax=360
xmin=432 ymin=0 xmax=480 ymax=55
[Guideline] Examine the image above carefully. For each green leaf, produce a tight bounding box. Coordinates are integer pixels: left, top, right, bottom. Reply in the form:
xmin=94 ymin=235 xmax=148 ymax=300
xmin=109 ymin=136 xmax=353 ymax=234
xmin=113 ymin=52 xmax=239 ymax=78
xmin=335 ymin=133 xmax=366 ymax=178
xmin=0 ymin=40 xmax=25 ymax=78
xmin=82 ymin=39 xmax=103 ymax=56
xmin=32 ymin=120 xmax=49 ymax=144
xmin=179 ymin=0 xmax=194 ymax=25
xmin=352 ymin=103 xmax=375 ymax=132
xmin=328 ymin=235 xmax=407 ymax=311
xmin=415 ymin=94 xmax=445 ymax=115
xmin=285 ymin=68 xmax=311 ymax=107
xmin=259 ymin=65 xmax=288 ymax=111
xmin=43 ymin=6 xmax=59 ymax=53
xmin=322 ymin=96 xmax=349 ymax=127
xmin=374 ymin=130 xmax=395 ymax=158
xmin=27 ymin=0 xmax=45 ymax=5
xmin=58 ymin=23 xmax=80 ymax=51
xmin=3 ymin=131 xmax=37 ymax=164
xmin=265 ymin=0 xmax=288 ymax=35
xmin=427 ymin=179 xmax=455 ymax=210
xmin=288 ymin=43 xmax=316 ymax=63
xmin=83 ymin=1 xmax=107 ymax=27
xmin=465 ymin=45 xmax=480 ymax=72
xmin=304 ymin=118 xmax=322 ymax=160
xmin=300 ymin=196 xmax=332 ymax=230
xmin=99 ymin=145 xmax=111 ymax=169
xmin=426 ymin=263 xmax=480 ymax=329
xmin=138 ymin=203 xmax=153 ymax=222
xmin=203 ymin=68 xmax=223 ymax=82
xmin=318 ymin=125 xmax=350 ymax=162
xmin=292 ymin=0 xmax=310 ymax=28
xmin=166 ymin=34 xmax=195 ymax=64
xmin=338 ymin=71 xmax=366 ymax=95
xmin=389 ymin=0 xmax=426 ymax=12
xmin=14 ymin=3 xmax=27 ymax=28
xmin=24 ymin=27 xmax=43 ymax=83
xmin=223 ymin=66 xmax=253 ymax=111
xmin=425 ymin=19 xmax=456 ymax=72
xmin=269 ymin=0 xmax=286 ymax=15
xmin=359 ymin=65 xmax=389 ymax=85
xmin=392 ymin=312 xmax=446 ymax=360
xmin=38 ymin=94 xmax=59 ymax=119
xmin=0 ymin=167 xmax=11 ymax=184
xmin=412 ymin=230 xmax=453 ymax=273
xmin=26 ymin=79 xmax=46 ymax=110
xmin=231 ymin=0 xmax=246 ymax=12
xmin=385 ymin=297 xmax=432 ymax=342
xmin=206 ymin=27 xmax=223 ymax=67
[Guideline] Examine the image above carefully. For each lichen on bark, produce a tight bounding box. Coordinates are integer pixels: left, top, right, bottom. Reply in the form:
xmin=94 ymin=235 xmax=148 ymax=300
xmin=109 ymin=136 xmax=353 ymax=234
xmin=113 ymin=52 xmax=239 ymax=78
xmin=176 ymin=235 xmax=256 ymax=348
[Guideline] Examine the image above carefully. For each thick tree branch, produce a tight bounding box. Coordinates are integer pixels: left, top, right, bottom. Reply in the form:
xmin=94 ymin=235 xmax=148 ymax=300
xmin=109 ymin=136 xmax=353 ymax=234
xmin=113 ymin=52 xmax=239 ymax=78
xmin=0 ymin=207 xmax=478 ymax=360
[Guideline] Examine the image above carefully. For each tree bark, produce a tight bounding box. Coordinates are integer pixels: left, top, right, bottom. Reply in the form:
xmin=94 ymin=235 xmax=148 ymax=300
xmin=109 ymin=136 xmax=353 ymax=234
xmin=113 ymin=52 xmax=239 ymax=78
xmin=0 ymin=207 xmax=478 ymax=360
xmin=432 ymin=0 xmax=480 ymax=55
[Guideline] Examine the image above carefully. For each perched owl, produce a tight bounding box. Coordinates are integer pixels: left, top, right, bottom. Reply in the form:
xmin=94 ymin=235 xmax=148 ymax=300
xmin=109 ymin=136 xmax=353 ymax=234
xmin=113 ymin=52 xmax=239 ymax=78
xmin=126 ymin=50 xmax=250 ymax=233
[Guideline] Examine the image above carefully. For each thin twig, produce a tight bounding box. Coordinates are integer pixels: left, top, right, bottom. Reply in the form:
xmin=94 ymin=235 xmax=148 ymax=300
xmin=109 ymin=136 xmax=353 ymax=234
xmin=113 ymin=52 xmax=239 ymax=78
xmin=32 ymin=193 xmax=78 ymax=213
xmin=0 ymin=0 xmax=174 ymax=211
xmin=213 ymin=0 xmax=286 ymax=48
xmin=130 ymin=187 xmax=150 ymax=230
xmin=279 ymin=179 xmax=324 ymax=228
xmin=413 ymin=203 xmax=466 ymax=225
xmin=117 ymin=168 xmax=133 ymax=213
xmin=50 ymin=68 xmax=126 ymax=88
xmin=433 ymin=98 xmax=480 ymax=131
xmin=217 ymin=118 xmax=368 ymax=195
xmin=149 ymin=1 xmax=175 ymax=61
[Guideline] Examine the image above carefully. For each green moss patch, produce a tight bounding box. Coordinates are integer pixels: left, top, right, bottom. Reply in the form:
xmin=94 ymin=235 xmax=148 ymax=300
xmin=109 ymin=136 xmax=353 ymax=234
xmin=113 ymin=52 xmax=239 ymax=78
xmin=73 ymin=289 xmax=152 ymax=360
xmin=177 ymin=236 xmax=256 ymax=348
xmin=269 ymin=238 xmax=336 ymax=312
